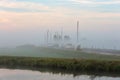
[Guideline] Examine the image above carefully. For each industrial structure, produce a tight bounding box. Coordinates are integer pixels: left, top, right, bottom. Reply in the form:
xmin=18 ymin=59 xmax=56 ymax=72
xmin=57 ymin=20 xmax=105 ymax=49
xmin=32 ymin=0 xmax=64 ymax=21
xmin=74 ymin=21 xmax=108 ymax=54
xmin=45 ymin=21 xmax=81 ymax=50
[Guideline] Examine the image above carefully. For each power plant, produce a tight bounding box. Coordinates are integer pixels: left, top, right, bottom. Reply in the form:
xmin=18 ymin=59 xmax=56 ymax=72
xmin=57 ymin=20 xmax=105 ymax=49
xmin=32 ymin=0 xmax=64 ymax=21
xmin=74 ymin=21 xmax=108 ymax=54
xmin=45 ymin=21 xmax=81 ymax=50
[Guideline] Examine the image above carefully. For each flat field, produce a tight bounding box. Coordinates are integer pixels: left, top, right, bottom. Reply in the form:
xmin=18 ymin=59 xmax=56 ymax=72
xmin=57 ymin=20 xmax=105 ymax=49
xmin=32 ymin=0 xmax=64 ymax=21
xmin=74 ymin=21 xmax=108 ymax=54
xmin=0 ymin=47 xmax=119 ymax=61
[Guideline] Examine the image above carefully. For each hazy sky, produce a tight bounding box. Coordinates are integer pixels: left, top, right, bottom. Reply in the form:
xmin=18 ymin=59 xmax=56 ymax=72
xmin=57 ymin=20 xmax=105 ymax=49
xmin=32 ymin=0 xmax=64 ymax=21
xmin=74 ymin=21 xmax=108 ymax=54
xmin=0 ymin=0 xmax=120 ymax=49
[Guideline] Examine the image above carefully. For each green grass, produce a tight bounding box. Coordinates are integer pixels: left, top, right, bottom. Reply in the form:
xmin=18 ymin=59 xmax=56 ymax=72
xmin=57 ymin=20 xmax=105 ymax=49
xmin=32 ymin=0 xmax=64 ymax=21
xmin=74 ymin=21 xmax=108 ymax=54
xmin=0 ymin=47 xmax=120 ymax=61
xmin=0 ymin=47 xmax=120 ymax=73
xmin=0 ymin=56 xmax=119 ymax=73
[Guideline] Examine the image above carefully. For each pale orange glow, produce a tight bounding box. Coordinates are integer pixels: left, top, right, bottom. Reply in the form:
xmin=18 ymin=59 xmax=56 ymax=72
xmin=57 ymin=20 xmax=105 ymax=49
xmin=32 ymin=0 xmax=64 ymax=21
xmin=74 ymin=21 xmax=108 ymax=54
xmin=0 ymin=9 xmax=120 ymax=32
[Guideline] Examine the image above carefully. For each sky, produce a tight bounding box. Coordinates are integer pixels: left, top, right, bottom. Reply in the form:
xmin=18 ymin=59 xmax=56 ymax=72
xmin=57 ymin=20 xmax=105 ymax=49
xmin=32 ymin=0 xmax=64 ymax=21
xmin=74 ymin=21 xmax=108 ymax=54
xmin=0 ymin=0 xmax=120 ymax=49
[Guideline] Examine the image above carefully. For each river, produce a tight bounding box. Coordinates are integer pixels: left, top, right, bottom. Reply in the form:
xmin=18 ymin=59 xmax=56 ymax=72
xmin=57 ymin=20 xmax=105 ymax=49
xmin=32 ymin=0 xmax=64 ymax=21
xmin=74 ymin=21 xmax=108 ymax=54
xmin=0 ymin=69 xmax=119 ymax=80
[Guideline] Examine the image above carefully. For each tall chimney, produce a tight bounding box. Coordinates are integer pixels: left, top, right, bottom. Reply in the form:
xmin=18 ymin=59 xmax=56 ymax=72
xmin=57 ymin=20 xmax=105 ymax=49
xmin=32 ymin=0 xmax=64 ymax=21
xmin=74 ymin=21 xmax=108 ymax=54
xmin=77 ymin=21 xmax=79 ymax=43
xmin=46 ymin=30 xmax=49 ymax=45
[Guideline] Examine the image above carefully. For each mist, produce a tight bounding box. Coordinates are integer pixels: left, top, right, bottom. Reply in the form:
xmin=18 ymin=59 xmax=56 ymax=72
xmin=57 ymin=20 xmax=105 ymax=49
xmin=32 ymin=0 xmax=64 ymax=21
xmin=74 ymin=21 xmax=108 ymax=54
xmin=0 ymin=0 xmax=120 ymax=50
xmin=0 ymin=22 xmax=120 ymax=50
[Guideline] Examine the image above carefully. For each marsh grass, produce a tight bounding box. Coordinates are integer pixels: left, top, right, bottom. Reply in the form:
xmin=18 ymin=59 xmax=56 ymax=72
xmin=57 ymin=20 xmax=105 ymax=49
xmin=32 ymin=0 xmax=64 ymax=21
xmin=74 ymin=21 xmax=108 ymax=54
xmin=0 ymin=56 xmax=119 ymax=73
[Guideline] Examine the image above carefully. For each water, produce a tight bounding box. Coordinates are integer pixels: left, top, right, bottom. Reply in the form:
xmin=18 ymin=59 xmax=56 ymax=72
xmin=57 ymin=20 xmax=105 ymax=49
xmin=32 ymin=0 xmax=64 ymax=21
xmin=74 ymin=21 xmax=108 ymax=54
xmin=0 ymin=69 xmax=119 ymax=80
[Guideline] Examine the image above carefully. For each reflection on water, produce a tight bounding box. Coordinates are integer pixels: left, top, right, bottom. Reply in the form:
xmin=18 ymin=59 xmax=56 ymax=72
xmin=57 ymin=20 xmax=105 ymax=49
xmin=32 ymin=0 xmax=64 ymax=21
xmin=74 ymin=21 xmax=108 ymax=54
xmin=0 ymin=69 xmax=119 ymax=80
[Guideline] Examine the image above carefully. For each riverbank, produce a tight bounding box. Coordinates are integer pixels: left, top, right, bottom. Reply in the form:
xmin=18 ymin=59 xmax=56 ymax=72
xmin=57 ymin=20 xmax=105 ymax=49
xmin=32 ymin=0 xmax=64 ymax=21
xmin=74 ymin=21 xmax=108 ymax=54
xmin=0 ymin=56 xmax=120 ymax=73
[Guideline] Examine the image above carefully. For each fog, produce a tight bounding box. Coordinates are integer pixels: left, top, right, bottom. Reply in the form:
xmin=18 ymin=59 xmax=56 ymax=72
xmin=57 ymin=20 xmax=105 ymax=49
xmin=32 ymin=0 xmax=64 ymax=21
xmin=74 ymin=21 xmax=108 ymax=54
xmin=0 ymin=22 xmax=120 ymax=50
xmin=0 ymin=0 xmax=120 ymax=50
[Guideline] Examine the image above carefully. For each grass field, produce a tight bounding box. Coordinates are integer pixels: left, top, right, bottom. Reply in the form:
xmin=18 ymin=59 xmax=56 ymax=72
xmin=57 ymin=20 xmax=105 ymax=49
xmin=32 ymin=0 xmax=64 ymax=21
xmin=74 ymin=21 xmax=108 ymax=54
xmin=0 ymin=47 xmax=120 ymax=61
xmin=0 ymin=56 xmax=120 ymax=73
xmin=0 ymin=47 xmax=120 ymax=73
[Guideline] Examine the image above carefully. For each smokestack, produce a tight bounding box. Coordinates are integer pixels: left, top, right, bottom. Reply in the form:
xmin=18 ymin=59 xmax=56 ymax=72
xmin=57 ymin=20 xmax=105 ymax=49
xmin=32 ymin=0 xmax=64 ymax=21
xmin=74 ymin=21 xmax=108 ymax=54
xmin=77 ymin=21 xmax=79 ymax=43
xmin=61 ymin=28 xmax=63 ymax=40
xmin=46 ymin=30 xmax=49 ymax=44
